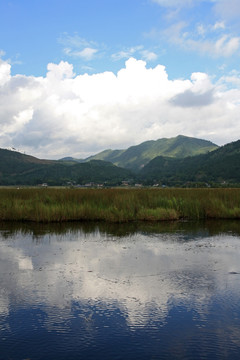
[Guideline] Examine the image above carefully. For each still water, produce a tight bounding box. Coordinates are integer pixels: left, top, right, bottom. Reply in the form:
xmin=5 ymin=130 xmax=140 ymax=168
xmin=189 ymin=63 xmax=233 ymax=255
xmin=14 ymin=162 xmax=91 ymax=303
xmin=1 ymin=220 xmax=240 ymax=360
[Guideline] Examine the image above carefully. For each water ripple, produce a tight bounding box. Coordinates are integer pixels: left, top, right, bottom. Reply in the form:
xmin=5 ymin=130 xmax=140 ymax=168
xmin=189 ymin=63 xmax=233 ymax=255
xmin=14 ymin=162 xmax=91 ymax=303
xmin=1 ymin=222 xmax=240 ymax=359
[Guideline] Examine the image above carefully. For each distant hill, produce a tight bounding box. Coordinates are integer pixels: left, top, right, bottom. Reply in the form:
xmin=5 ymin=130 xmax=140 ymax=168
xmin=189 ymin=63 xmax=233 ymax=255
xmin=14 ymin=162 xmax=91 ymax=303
xmin=0 ymin=149 xmax=132 ymax=186
xmin=58 ymin=156 xmax=84 ymax=164
xmin=2 ymin=136 xmax=239 ymax=187
xmin=0 ymin=148 xmax=55 ymax=175
xmin=139 ymin=139 xmax=240 ymax=185
xmin=83 ymin=135 xmax=218 ymax=171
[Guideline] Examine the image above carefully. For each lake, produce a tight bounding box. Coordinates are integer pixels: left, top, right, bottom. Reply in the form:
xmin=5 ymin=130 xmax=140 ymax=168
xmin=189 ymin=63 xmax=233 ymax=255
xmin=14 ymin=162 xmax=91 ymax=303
xmin=1 ymin=220 xmax=240 ymax=359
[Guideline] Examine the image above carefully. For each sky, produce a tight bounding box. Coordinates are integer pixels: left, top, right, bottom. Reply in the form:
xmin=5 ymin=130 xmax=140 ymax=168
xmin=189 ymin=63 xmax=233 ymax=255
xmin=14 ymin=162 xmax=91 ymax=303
xmin=0 ymin=0 xmax=240 ymax=159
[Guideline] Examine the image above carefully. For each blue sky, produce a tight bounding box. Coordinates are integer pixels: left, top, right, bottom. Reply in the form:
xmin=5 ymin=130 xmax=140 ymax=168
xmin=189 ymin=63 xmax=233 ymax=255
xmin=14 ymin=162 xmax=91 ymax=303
xmin=1 ymin=0 xmax=240 ymax=78
xmin=0 ymin=0 xmax=240 ymax=158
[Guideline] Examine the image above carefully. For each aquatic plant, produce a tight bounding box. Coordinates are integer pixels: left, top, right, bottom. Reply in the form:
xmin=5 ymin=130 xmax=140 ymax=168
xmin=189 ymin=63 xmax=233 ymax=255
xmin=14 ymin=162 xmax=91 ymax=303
xmin=0 ymin=187 xmax=240 ymax=223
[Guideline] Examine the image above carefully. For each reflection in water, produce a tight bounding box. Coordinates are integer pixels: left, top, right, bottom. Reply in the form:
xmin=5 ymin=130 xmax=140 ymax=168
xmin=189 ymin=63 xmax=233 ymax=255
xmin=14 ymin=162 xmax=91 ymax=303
xmin=0 ymin=221 xmax=240 ymax=359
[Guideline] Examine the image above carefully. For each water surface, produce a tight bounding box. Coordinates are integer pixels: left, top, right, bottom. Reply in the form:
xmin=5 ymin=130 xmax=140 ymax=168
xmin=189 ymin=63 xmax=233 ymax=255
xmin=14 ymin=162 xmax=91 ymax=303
xmin=0 ymin=221 xmax=240 ymax=359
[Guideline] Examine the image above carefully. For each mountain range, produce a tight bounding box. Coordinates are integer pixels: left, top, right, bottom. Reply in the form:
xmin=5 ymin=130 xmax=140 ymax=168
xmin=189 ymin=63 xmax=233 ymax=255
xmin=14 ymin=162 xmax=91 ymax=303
xmin=0 ymin=149 xmax=132 ymax=186
xmin=61 ymin=135 xmax=218 ymax=171
xmin=0 ymin=135 xmax=239 ymax=186
xmin=139 ymin=139 xmax=240 ymax=186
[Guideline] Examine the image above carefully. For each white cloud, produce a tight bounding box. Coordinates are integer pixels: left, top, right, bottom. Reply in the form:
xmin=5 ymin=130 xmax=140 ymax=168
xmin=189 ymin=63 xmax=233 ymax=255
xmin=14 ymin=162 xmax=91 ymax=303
xmin=152 ymin=0 xmax=197 ymax=8
xmin=197 ymin=21 xmax=225 ymax=37
xmin=148 ymin=0 xmax=240 ymax=58
xmin=58 ymin=33 xmax=90 ymax=49
xmin=140 ymin=50 xmax=158 ymax=61
xmin=0 ymin=50 xmax=6 ymax=57
xmin=111 ymin=46 xmax=143 ymax=61
xmin=0 ymin=57 xmax=240 ymax=158
xmin=197 ymin=24 xmax=206 ymax=36
xmin=64 ymin=47 xmax=98 ymax=60
xmin=111 ymin=50 xmax=130 ymax=61
xmin=59 ymin=33 xmax=99 ymax=61
xmin=186 ymin=34 xmax=240 ymax=57
xmin=0 ymin=59 xmax=11 ymax=86
xmin=77 ymin=47 xmax=98 ymax=60
xmin=214 ymin=0 xmax=240 ymax=21
xmin=112 ymin=47 xmax=158 ymax=63
xmin=161 ymin=22 xmax=240 ymax=57
xmin=11 ymin=108 xmax=33 ymax=133
xmin=47 ymin=61 xmax=75 ymax=80
xmin=213 ymin=21 xmax=225 ymax=30
xmin=152 ymin=0 xmax=240 ymax=18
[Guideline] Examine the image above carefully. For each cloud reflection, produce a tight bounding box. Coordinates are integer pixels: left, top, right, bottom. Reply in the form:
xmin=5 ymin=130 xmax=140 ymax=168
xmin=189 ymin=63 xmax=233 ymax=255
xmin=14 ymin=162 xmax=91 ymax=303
xmin=0 ymin=227 xmax=240 ymax=330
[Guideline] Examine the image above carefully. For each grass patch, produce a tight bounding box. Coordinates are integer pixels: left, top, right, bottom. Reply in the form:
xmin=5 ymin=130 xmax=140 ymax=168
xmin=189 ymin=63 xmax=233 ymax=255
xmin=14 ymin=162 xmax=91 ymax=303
xmin=0 ymin=187 xmax=240 ymax=222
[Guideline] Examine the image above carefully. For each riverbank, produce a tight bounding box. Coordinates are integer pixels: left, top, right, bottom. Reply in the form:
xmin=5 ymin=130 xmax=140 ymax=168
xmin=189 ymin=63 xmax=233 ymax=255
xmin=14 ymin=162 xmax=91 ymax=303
xmin=0 ymin=188 xmax=240 ymax=222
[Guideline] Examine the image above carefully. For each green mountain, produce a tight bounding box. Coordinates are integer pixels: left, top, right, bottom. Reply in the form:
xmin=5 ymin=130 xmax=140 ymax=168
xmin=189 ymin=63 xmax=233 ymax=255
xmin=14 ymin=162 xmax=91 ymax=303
xmin=59 ymin=156 xmax=84 ymax=164
xmin=1 ymin=137 xmax=238 ymax=187
xmin=0 ymin=149 xmax=132 ymax=186
xmin=139 ymin=139 xmax=240 ymax=186
xmin=84 ymin=135 xmax=218 ymax=171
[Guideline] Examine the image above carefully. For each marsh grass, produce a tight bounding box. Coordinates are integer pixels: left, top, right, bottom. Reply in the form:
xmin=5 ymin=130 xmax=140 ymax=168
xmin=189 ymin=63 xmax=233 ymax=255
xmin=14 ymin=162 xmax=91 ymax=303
xmin=0 ymin=187 xmax=240 ymax=222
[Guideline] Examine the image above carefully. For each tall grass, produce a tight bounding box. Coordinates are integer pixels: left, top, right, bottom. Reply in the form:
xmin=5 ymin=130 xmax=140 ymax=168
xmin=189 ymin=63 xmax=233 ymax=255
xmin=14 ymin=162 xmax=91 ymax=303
xmin=0 ymin=187 xmax=240 ymax=222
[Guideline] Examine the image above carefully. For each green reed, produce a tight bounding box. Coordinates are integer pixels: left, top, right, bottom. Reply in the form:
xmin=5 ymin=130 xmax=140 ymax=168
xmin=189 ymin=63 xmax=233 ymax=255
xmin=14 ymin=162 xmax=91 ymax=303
xmin=0 ymin=187 xmax=240 ymax=222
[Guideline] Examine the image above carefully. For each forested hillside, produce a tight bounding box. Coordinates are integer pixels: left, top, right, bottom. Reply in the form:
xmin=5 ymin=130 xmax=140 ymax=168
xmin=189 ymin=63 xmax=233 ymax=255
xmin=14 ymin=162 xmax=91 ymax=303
xmin=70 ymin=135 xmax=218 ymax=171
xmin=139 ymin=140 xmax=240 ymax=186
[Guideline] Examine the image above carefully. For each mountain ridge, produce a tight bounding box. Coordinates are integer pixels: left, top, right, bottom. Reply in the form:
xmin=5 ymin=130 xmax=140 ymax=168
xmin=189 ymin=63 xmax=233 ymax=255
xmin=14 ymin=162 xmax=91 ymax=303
xmin=2 ymin=135 xmax=239 ymax=186
xmin=0 ymin=149 xmax=132 ymax=186
xmin=61 ymin=135 xmax=219 ymax=171
xmin=139 ymin=139 xmax=240 ymax=185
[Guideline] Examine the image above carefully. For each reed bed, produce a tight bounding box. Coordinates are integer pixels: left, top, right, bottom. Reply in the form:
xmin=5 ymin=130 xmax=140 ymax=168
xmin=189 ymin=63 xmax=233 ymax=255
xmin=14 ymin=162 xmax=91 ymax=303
xmin=0 ymin=187 xmax=240 ymax=223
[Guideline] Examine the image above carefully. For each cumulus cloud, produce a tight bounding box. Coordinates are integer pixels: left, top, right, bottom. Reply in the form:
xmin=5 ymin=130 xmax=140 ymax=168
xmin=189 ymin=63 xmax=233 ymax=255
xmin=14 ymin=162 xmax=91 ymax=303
xmin=171 ymin=89 xmax=215 ymax=108
xmin=0 ymin=59 xmax=11 ymax=86
xmin=0 ymin=57 xmax=240 ymax=158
